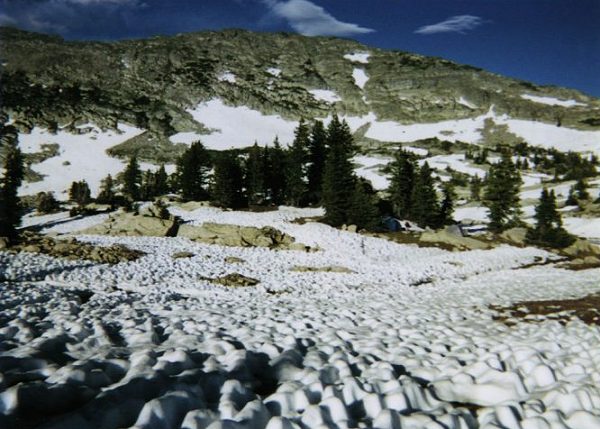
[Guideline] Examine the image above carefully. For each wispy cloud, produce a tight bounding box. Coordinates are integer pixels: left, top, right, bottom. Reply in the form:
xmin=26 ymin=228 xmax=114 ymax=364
xmin=415 ymin=15 xmax=486 ymax=35
xmin=264 ymin=0 xmax=374 ymax=37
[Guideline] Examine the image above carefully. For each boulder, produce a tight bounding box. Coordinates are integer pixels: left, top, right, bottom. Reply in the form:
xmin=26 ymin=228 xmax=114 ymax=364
xmin=0 ymin=237 xmax=9 ymax=250
xmin=81 ymin=211 xmax=177 ymax=237
xmin=172 ymin=251 xmax=195 ymax=259
xmin=290 ymin=265 xmax=354 ymax=273
xmin=500 ymin=227 xmax=528 ymax=246
xmin=206 ymin=273 xmax=260 ymax=287
xmin=562 ymin=239 xmax=600 ymax=258
xmin=420 ymin=228 xmax=491 ymax=251
xmin=224 ymin=256 xmax=246 ymax=264
xmin=177 ymin=223 xmax=305 ymax=250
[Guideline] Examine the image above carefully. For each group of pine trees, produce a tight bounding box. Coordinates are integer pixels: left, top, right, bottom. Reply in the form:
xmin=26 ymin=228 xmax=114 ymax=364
xmin=0 ymin=124 xmax=24 ymax=242
xmin=387 ymin=149 xmax=454 ymax=229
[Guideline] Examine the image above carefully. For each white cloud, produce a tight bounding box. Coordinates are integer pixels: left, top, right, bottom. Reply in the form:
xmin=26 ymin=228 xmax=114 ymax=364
xmin=0 ymin=13 xmax=17 ymax=26
xmin=265 ymin=0 xmax=374 ymax=37
xmin=415 ymin=15 xmax=486 ymax=35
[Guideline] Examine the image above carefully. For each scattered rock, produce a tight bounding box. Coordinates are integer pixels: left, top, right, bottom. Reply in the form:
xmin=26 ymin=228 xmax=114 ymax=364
xmin=178 ymin=223 xmax=309 ymax=250
xmin=561 ymin=238 xmax=600 ymax=258
xmin=172 ymin=251 xmax=195 ymax=259
xmin=224 ymin=256 xmax=246 ymax=264
xmin=0 ymin=237 xmax=9 ymax=250
xmin=11 ymin=232 xmax=144 ymax=264
xmin=205 ymin=273 xmax=260 ymax=287
xmin=81 ymin=210 xmax=178 ymax=237
xmin=290 ymin=265 xmax=354 ymax=273
xmin=500 ymin=227 xmax=528 ymax=246
xmin=420 ymin=227 xmax=491 ymax=251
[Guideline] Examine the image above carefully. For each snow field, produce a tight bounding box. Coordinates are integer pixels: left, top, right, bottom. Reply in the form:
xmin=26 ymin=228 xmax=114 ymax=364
xmin=18 ymin=124 xmax=144 ymax=199
xmin=308 ymin=90 xmax=341 ymax=103
xmin=352 ymin=69 xmax=369 ymax=90
xmin=2 ymin=206 xmax=600 ymax=428
xmin=520 ymin=94 xmax=586 ymax=108
xmin=343 ymin=52 xmax=371 ymax=64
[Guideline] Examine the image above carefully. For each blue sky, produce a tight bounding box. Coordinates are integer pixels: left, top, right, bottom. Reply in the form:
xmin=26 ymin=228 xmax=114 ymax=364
xmin=1 ymin=0 xmax=599 ymax=96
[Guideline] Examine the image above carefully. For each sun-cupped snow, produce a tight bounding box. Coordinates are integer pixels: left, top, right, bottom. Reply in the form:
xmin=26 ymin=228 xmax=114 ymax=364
xmin=352 ymin=68 xmax=369 ymax=89
xmin=308 ymin=89 xmax=341 ymax=103
xmin=217 ymin=71 xmax=237 ymax=83
xmin=18 ymin=124 xmax=144 ymax=199
xmin=521 ymin=94 xmax=586 ymax=107
xmin=563 ymin=217 xmax=600 ymax=240
xmin=423 ymin=154 xmax=487 ymax=178
xmin=2 ymin=204 xmax=600 ymax=429
xmin=343 ymin=52 xmax=371 ymax=64
xmin=184 ymin=99 xmax=298 ymax=149
xmin=266 ymin=67 xmax=282 ymax=77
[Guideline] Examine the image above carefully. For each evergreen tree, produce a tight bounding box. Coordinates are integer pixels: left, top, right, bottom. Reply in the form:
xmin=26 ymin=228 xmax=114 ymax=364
xmin=122 ymin=155 xmax=142 ymax=201
xmin=264 ymin=138 xmax=286 ymax=204
xmin=574 ymin=178 xmax=590 ymax=200
xmin=565 ymin=185 xmax=578 ymax=206
xmin=245 ymin=143 xmax=266 ymax=205
xmin=348 ymin=178 xmax=380 ymax=231
xmin=321 ymin=115 xmax=356 ymax=226
xmin=469 ymin=176 xmax=482 ymax=201
xmin=388 ymin=148 xmax=416 ymax=219
xmin=35 ymin=192 xmax=60 ymax=214
xmin=0 ymin=134 xmax=24 ymax=240
xmin=154 ymin=164 xmax=169 ymax=196
xmin=97 ymin=174 xmax=117 ymax=207
xmin=69 ymin=180 xmax=91 ymax=207
xmin=140 ymin=170 xmax=156 ymax=201
xmin=307 ymin=120 xmax=327 ymax=203
xmin=175 ymin=141 xmax=211 ymax=201
xmin=410 ymin=162 xmax=439 ymax=228
xmin=483 ymin=152 xmax=523 ymax=232
xmin=437 ymin=184 xmax=455 ymax=227
xmin=212 ymin=153 xmax=245 ymax=209
xmin=284 ymin=119 xmax=309 ymax=206
xmin=526 ymin=189 xmax=574 ymax=248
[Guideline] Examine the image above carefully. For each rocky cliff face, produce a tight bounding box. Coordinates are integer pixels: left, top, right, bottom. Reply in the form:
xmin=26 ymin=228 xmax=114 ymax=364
xmin=1 ymin=26 xmax=599 ymax=142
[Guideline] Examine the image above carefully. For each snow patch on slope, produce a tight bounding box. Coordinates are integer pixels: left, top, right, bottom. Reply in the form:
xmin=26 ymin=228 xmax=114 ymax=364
xmin=458 ymin=97 xmax=477 ymax=109
xmin=18 ymin=124 xmax=144 ymax=199
xmin=186 ymin=99 xmax=297 ymax=149
xmin=266 ymin=67 xmax=281 ymax=77
xmin=352 ymin=68 xmax=369 ymax=89
xmin=521 ymin=94 xmax=586 ymax=107
xmin=344 ymin=52 xmax=370 ymax=64
xmin=308 ymin=89 xmax=341 ymax=103
xmin=217 ymin=71 xmax=237 ymax=83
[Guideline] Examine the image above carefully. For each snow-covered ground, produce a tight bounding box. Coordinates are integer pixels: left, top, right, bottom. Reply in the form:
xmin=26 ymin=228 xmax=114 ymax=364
xmin=308 ymin=90 xmax=341 ymax=103
xmin=343 ymin=52 xmax=370 ymax=64
xmin=18 ymin=124 xmax=144 ymax=199
xmin=1 ymin=206 xmax=600 ymax=429
xmin=352 ymin=69 xmax=369 ymax=90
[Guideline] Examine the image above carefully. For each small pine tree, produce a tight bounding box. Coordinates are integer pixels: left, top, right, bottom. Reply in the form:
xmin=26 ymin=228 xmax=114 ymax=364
xmin=122 ymin=156 xmax=142 ymax=201
xmin=36 ymin=192 xmax=60 ymax=214
xmin=175 ymin=141 xmax=211 ymax=201
xmin=348 ymin=179 xmax=380 ymax=231
xmin=388 ymin=148 xmax=416 ymax=219
xmin=437 ymin=184 xmax=455 ymax=227
xmin=307 ymin=120 xmax=327 ymax=203
xmin=97 ymin=174 xmax=117 ymax=207
xmin=212 ymin=153 xmax=246 ymax=209
xmin=245 ymin=143 xmax=266 ymax=206
xmin=154 ymin=164 xmax=169 ymax=196
xmin=469 ymin=176 xmax=483 ymax=202
xmin=565 ymin=186 xmax=578 ymax=206
xmin=284 ymin=119 xmax=309 ymax=206
xmin=69 ymin=180 xmax=91 ymax=207
xmin=410 ymin=162 xmax=439 ymax=228
xmin=574 ymin=178 xmax=590 ymax=200
xmin=483 ymin=152 xmax=522 ymax=232
xmin=264 ymin=138 xmax=286 ymax=205
xmin=0 ymin=133 xmax=24 ymax=240
xmin=526 ymin=189 xmax=574 ymax=248
xmin=139 ymin=170 xmax=156 ymax=201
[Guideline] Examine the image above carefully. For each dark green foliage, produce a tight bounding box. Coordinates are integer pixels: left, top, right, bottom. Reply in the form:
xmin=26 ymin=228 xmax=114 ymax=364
xmin=175 ymin=142 xmax=211 ymax=201
xmin=483 ymin=152 xmax=522 ymax=232
xmin=245 ymin=143 xmax=266 ymax=205
xmin=69 ymin=180 xmax=91 ymax=207
xmin=387 ymin=148 xmax=416 ymax=219
xmin=122 ymin=156 xmax=142 ymax=201
xmin=321 ymin=116 xmax=357 ymax=226
xmin=212 ymin=153 xmax=246 ymax=209
xmin=526 ymin=189 xmax=574 ymax=248
xmin=565 ymin=186 xmax=578 ymax=206
xmin=410 ymin=162 xmax=440 ymax=228
xmin=35 ymin=192 xmax=60 ymax=214
xmin=470 ymin=176 xmax=483 ymax=201
xmin=307 ymin=120 xmax=327 ymax=203
xmin=154 ymin=164 xmax=169 ymax=196
xmin=574 ymin=178 xmax=590 ymax=200
xmin=0 ymin=132 xmax=24 ymax=240
xmin=437 ymin=184 xmax=455 ymax=227
xmin=284 ymin=119 xmax=309 ymax=207
xmin=348 ymin=179 xmax=380 ymax=231
xmin=97 ymin=174 xmax=117 ymax=207
xmin=263 ymin=138 xmax=286 ymax=205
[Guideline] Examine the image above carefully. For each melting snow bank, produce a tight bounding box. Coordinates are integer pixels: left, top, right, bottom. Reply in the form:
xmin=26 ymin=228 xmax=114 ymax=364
xmin=521 ymin=94 xmax=586 ymax=107
xmin=2 ymin=206 xmax=600 ymax=428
